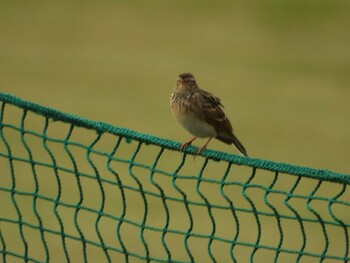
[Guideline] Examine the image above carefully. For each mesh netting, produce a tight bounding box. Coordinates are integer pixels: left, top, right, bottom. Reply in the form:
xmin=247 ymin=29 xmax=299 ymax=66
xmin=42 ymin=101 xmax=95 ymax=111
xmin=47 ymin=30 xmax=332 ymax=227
xmin=0 ymin=93 xmax=349 ymax=262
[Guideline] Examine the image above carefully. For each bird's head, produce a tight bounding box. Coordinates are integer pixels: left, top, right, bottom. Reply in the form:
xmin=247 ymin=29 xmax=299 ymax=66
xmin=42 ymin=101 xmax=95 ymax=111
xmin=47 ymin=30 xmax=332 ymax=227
xmin=175 ymin=73 xmax=198 ymax=92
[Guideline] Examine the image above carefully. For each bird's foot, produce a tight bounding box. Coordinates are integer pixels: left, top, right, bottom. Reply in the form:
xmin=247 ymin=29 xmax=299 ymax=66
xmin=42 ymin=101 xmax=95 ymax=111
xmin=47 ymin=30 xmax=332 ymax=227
xmin=195 ymin=137 xmax=212 ymax=155
xmin=196 ymin=145 xmax=207 ymax=155
xmin=180 ymin=142 xmax=192 ymax=151
xmin=180 ymin=137 xmax=197 ymax=152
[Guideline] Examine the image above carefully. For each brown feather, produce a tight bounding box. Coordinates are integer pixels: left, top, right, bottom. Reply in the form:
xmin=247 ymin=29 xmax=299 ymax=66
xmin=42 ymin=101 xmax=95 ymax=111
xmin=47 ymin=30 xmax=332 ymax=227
xmin=171 ymin=73 xmax=248 ymax=156
xmin=196 ymin=89 xmax=233 ymax=134
xmin=195 ymin=88 xmax=248 ymax=156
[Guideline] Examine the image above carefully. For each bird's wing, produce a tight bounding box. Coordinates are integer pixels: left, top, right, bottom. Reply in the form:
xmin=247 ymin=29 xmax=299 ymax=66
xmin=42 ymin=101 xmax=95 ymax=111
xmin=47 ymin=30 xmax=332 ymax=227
xmin=194 ymin=89 xmax=233 ymax=133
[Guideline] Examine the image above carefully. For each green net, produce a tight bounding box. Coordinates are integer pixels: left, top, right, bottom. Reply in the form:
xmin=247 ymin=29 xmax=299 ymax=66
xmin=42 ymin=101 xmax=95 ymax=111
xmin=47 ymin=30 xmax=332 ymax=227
xmin=0 ymin=92 xmax=349 ymax=263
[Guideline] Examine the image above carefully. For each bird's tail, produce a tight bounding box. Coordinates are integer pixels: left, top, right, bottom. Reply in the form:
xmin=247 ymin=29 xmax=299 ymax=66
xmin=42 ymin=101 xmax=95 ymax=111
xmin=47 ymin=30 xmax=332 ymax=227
xmin=216 ymin=133 xmax=248 ymax=157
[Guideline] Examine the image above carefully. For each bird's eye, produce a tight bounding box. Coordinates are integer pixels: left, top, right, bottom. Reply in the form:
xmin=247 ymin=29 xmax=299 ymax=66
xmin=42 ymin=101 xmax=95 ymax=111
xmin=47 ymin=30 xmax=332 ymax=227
xmin=189 ymin=79 xmax=195 ymax=86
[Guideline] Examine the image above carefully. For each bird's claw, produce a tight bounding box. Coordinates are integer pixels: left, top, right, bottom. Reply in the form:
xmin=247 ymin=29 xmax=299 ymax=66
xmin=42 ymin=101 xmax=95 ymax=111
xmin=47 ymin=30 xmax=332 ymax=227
xmin=180 ymin=142 xmax=192 ymax=151
xmin=196 ymin=146 xmax=207 ymax=155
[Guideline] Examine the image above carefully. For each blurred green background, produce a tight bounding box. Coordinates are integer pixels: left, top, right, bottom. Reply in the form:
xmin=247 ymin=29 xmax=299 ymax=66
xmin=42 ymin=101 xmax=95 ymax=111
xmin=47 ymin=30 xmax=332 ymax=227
xmin=1 ymin=0 xmax=349 ymax=173
xmin=0 ymin=1 xmax=350 ymax=262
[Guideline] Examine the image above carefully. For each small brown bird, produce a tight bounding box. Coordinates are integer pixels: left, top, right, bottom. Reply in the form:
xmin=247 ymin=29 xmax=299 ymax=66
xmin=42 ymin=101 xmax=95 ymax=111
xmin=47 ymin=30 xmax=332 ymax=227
xmin=170 ymin=73 xmax=248 ymax=156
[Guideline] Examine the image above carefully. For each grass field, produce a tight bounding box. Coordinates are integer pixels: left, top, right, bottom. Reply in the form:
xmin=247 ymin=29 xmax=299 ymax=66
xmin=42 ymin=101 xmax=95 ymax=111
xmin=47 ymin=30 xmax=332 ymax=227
xmin=0 ymin=1 xmax=349 ymax=262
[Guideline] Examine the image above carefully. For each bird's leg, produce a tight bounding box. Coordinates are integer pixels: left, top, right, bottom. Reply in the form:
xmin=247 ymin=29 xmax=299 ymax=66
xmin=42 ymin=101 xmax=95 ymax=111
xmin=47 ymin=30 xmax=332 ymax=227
xmin=196 ymin=137 xmax=213 ymax=155
xmin=180 ymin=137 xmax=197 ymax=151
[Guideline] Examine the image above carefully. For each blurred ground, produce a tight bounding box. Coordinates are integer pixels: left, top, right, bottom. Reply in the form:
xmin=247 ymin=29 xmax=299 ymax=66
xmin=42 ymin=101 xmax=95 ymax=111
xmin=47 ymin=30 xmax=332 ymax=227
xmin=1 ymin=1 xmax=349 ymax=173
xmin=0 ymin=1 xmax=349 ymax=262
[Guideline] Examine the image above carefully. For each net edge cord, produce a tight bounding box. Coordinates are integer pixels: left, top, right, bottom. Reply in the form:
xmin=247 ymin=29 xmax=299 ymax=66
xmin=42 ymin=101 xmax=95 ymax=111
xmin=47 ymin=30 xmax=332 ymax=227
xmin=1 ymin=92 xmax=349 ymax=184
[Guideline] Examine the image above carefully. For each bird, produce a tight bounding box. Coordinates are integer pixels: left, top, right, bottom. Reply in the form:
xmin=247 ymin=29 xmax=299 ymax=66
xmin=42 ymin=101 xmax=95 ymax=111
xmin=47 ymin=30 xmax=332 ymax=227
xmin=170 ymin=73 xmax=248 ymax=156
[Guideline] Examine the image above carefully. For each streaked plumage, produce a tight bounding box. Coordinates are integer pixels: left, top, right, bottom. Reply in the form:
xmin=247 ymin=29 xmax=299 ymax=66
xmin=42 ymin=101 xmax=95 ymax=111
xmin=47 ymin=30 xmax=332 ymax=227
xmin=170 ymin=73 xmax=248 ymax=156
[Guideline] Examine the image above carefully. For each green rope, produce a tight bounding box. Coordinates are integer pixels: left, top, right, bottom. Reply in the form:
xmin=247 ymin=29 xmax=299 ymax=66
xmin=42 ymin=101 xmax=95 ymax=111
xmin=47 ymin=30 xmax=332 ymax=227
xmin=0 ymin=92 xmax=349 ymax=262
xmin=0 ymin=93 xmax=348 ymax=184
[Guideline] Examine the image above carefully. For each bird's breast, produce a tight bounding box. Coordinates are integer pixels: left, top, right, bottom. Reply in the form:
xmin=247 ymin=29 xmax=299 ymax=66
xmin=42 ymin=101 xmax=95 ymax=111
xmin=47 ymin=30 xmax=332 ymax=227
xmin=175 ymin=111 xmax=217 ymax=138
xmin=170 ymin=91 xmax=217 ymax=138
